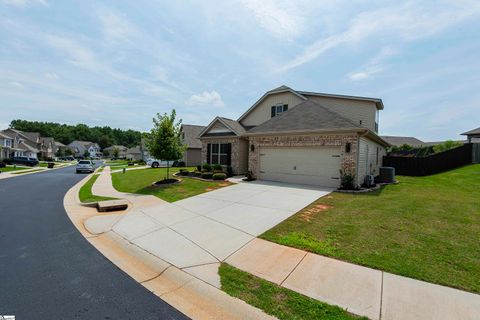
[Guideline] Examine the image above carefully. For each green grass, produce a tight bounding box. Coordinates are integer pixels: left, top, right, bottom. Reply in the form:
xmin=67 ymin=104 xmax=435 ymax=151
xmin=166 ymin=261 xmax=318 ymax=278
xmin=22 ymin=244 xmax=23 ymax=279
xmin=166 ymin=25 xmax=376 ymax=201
xmin=219 ymin=264 xmax=364 ymax=320
xmin=0 ymin=165 xmax=30 ymax=172
xmin=111 ymin=167 xmax=231 ymax=202
xmin=261 ymin=164 xmax=480 ymax=293
xmin=11 ymin=168 xmax=44 ymax=175
xmin=79 ymin=174 xmax=118 ymax=203
xmin=105 ymin=159 xmax=130 ymax=165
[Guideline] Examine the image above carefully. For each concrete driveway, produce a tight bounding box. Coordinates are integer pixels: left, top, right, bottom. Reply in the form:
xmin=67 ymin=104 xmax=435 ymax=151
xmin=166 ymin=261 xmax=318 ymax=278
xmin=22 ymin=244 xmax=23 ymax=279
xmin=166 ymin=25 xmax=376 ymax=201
xmin=98 ymin=181 xmax=332 ymax=271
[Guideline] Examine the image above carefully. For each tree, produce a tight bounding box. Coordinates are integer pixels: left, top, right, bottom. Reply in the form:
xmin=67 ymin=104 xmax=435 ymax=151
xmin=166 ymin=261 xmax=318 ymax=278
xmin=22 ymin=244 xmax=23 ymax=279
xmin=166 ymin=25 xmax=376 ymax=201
xmin=83 ymin=150 xmax=90 ymax=158
xmin=147 ymin=110 xmax=185 ymax=180
xmin=113 ymin=147 xmax=120 ymax=158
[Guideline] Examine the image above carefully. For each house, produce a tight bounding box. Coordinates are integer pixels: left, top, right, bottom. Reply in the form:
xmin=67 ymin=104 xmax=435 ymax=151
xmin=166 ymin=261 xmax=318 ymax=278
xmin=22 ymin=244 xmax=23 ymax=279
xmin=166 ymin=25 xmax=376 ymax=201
xmin=199 ymin=85 xmax=390 ymax=188
xmin=380 ymin=136 xmax=425 ymax=147
xmin=125 ymin=146 xmax=142 ymax=160
xmin=0 ymin=128 xmax=40 ymax=159
xmin=461 ymin=127 xmax=480 ymax=143
xmin=0 ymin=131 xmax=14 ymax=160
xmin=180 ymin=124 xmax=205 ymax=166
xmin=140 ymin=137 xmax=151 ymax=161
xmin=103 ymin=145 xmax=128 ymax=158
xmin=68 ymin=141 xmax=102 ymax=158
xmin=39 ymin=137 xmax=56 ymax=160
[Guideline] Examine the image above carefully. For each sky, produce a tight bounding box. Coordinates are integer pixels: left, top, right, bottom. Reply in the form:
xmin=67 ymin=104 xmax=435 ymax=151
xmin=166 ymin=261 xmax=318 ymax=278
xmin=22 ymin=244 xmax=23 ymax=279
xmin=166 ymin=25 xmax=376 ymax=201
xmin=0 ymin=0 xmax=479 ymax=141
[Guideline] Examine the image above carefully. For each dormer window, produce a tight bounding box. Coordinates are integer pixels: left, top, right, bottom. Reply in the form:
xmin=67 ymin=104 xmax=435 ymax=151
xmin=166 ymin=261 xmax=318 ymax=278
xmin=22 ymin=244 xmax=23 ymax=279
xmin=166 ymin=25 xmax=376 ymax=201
xmin=271 ymin=104 xmax=288 ymax=118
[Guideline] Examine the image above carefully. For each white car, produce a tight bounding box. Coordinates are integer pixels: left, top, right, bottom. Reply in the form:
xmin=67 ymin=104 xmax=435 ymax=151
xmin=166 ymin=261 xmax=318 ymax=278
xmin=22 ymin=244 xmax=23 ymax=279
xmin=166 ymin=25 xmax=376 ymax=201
xmin=146 ymin=159 xmax=171 ymax=168
xmin=76 ymin=160 xmax=95 ymax=173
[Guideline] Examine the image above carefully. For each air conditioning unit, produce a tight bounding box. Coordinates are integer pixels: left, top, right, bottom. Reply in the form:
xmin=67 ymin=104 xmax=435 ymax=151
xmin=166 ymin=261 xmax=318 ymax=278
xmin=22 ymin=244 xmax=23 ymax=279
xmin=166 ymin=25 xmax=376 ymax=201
xmin=364 ymin=174 xmax=375 ymax=188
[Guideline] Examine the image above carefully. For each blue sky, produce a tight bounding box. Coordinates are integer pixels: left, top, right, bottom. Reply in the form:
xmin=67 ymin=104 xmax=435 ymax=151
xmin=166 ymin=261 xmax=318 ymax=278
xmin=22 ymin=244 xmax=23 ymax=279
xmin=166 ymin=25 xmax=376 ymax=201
xmin=0 ymin=0 xmax=479 ymax=141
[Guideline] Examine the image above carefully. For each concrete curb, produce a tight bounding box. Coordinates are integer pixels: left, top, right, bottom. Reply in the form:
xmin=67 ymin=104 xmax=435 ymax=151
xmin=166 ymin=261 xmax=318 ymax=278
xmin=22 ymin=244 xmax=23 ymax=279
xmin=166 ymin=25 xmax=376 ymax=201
xmin=63 ymin=170 xmax=276 ymax=320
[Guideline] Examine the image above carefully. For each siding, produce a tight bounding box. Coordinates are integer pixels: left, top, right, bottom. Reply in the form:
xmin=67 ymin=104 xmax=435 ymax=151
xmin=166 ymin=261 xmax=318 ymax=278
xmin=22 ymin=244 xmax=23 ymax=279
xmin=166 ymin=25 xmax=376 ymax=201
xmin=306 ymin=95 xmax=377 ymax=132
xmin=357 ymin=137 xmax=387 ymax=186
xmin=183 ymin=148 xmax=202 ymax=166
xmin=240 ymin=92 xmax=305 ymax=127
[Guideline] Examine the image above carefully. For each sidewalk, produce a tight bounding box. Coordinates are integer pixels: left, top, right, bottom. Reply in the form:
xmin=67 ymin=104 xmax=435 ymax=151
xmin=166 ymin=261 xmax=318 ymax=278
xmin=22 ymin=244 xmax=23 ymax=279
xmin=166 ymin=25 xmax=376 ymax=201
xmin=84 ymin=168 xmax=480 ymax=320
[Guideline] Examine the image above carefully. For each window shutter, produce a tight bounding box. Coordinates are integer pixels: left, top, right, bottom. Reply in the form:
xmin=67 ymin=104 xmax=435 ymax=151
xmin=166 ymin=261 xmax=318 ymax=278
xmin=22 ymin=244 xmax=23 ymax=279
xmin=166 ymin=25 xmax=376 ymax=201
xmin=271 ymin=106 xmax=276 ymax=118
xmin=283 ymin=104 xmax=288 ymax=112
xmin=207 ymin=143 xmax=211 ymax=164
xmin=226 ymin=143 xmax=232 ymax=166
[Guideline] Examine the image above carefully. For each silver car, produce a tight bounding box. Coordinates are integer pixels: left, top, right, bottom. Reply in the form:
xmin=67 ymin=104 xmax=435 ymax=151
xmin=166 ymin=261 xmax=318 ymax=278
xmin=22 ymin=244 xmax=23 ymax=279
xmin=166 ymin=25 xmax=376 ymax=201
xmin=76 ymin=160 xmax=94 ymax=173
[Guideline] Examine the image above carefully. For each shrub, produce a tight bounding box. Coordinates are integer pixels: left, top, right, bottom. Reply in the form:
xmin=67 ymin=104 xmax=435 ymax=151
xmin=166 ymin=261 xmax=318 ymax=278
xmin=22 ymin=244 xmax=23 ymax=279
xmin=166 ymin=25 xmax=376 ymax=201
xmin=201 ymin=172 xmax=213 ymax=179
xmin=212 ymin=173 xmax=227 ymax=180
xmin=196 ymin=165 xmax=202 ymax=171
xmin=226 ymin=166 xmax=234 ymax=177
xmin=212 ymin=164 xmax=222 ymax=171
xmin=213 ymin=169 xmax=224 ymax=174
xmin=177 ymin=160 xmax=186 ymax=167
xmin=433 ymin=140 xmax=463 ymax=154
xmin=339 ymin=170 xmax=356 ymax=190
xmin=194 ymin=171 xmax=202 ymax=177
xmin=178 ymin=169 xmax=189 ymax=176
xmin=202 ymin=163 xmax=212 ymax=171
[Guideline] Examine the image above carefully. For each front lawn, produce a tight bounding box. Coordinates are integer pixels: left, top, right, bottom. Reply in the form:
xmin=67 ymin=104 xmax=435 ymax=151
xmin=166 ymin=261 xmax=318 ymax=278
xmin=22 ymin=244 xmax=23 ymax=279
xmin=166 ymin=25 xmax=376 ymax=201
xmin=11 ymin=168 xmax=44 ymax=175
xmin=111 ymin=167 xmax=231 ymax=202
xmin=261 ymin=164 xmax=480 ymax=293
xmin=79 ymin=174 xmax=118 ymax=203
xmin=219 ymin=264 xmax=364 ymax=320
xmin=0 ymin=165 xmax=30 ymax=173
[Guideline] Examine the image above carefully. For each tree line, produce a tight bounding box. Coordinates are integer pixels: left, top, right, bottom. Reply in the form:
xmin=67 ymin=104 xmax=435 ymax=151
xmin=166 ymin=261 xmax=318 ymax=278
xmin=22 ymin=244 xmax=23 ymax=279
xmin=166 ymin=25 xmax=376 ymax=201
xmin=9 ymin=119 xmax=143 ymax=149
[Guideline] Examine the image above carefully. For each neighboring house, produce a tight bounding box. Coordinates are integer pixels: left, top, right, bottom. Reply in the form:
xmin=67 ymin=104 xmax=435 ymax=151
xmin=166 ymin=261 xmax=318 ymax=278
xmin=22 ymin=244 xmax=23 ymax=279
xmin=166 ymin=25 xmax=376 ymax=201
xmin=380 ymin=136 xmax=425 ymax=147
xmin=0 ymin=128 xmax=40 ymax=159
xmin=140 ymin=137 xmax=151 ymax=161
xmin=54 ymin=141 xmax=66 ymax=153
xmin=67 ymin=141 xmax=102 ymax=158
xmin=125 ymin=146 xmax=142 ymax=160
xmin=103 ymin=145 xmax=128 ymax=158
xmin=461 ymin=127 xmax=480 ymax=143
xmin=199 ymin=85 xmax=390 ymax=188
xmin=180 ymin=124 xmax=205 ymax=166
xmin=39 ymin=137 xmax=56 ymax=159
xmin=0 ymin=132 xmax=14 ymax=160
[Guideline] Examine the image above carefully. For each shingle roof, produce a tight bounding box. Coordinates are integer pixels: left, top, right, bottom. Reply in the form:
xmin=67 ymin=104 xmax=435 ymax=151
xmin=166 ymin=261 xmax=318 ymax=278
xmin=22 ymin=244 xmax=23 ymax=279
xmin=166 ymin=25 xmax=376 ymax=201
xmin=461 ymin=127 xmax=480 ymax=136
xmin=246 ymin=100 xmax=360 ymax=134
xmin=181 ymin=124 xmax=205 ymax=148
xmin=126 ymin=146 xmax=141 ymax=154
xmin=54 ymin=141 xmax=66 ymax=147
xmin=22 ymin=131 xmax=40 ymax=142
xmin=380 ymin=136 xmax=425 ymax=147
xmin=104 ymin=145 xmax=128 ymax=151
xmin=219 ymin=117 xmax=246 ymax=135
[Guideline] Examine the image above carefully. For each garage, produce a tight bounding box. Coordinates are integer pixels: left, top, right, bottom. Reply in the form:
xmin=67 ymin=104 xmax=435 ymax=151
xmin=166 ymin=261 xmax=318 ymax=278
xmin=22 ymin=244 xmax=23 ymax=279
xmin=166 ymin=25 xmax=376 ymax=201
xmin=259 ymin=146 xmax=341 ymax=188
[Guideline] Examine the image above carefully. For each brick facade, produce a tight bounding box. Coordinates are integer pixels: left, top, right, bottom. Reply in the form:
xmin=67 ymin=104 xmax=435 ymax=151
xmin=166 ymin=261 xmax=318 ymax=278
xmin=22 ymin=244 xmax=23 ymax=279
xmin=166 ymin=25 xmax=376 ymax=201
xmin=201 ymin=137 xmax=248 ymax=174
xmin=248 ymin=133 xmax=358 ymax=179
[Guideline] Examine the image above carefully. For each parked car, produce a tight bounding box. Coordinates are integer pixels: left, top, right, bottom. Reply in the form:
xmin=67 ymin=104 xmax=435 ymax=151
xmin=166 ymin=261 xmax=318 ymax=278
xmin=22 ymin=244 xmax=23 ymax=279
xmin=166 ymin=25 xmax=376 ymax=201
xmin=146 ymin=158 xmax=172 ymax=168
xmin=8 ymin=157 xmax=39 ymax=167
xmin=76 ymin=160 xmax=94 ymax=173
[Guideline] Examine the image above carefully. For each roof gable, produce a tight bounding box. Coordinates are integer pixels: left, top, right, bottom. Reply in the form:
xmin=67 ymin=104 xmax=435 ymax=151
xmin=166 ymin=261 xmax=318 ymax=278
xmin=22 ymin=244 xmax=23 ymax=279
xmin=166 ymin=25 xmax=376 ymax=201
xmin=199 ymin=117 xmax=245 ymax=137
xmin=461 ymin=127 xmax=480 ymax=136
xmin=237 ymin=85 xmax=307 ymax=122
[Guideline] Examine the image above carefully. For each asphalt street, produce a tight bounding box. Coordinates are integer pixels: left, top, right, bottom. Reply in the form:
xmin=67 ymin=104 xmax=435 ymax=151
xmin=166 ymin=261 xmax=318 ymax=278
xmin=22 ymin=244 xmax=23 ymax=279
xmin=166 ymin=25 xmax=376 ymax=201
xmin=0 ymin=165 xmax=189 ymax=320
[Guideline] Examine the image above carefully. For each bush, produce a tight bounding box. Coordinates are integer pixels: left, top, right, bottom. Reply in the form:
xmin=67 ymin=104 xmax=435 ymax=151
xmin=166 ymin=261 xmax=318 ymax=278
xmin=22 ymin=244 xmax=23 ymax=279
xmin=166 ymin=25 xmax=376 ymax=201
xmin=212 ymin=173 xmax=227 ymax=180
xmin=433 ymin=140 xmax=463 ymax=153
xmin=178 ymin=169 xmax=189 ymax=176
xmin=201 ymin=172 xmax=213 ymax=179
xmin=202 ymin=163 xmax=212 ymax=171
xmin=194 ymin=171 xmax=202 ymax=177
xmin=213 ymin=169 xmax=224 ymax=174
xmin=339 ymin=170 xmax=356 ymax=190
xmin=226 ymin=166 xmax=234 ymax=177
xmin=177 ymin=160 xmax=186 ymax=167
xmin=196 ymin=165 xmax=202 ymax=171
xmin=212 ymin=164 xmax=222 ymax=171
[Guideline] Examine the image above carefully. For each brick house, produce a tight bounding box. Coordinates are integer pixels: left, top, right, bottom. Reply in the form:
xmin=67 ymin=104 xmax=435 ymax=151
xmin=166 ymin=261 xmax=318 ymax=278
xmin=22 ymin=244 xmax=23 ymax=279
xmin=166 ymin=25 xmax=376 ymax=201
xmin=199 ymin=85 xmax=390 ymax=188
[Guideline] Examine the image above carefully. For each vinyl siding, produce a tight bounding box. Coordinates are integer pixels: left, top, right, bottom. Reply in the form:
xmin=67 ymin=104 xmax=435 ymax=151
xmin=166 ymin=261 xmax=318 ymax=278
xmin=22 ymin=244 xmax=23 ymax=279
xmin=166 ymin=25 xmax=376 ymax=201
xmin=240 ymin=92 xmax=305 ymax=127
xmin=306 ymin=95 xmax=377 ymax=132
xmin=206 ymin=121 xmax=231 ymax=134
xmin=357 ymin=137 xmax=387 ymax=186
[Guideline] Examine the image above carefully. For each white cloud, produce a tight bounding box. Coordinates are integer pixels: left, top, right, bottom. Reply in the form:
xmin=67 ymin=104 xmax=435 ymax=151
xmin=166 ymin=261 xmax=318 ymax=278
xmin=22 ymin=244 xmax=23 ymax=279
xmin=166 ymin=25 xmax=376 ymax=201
xmin=45 ymin=34 xmax=99 ymax=71
xmin=347 ymin=47 xmax=396 ymax=81
xmin=240 ymin=0 xmax=305 ymax=39
xmin=44 ymin=72 xmax=60 ymax=80
xmin=186 ymin=90 xmax=225 ymax=107
xmin=281 ymin=1 xmax=480 ymax=71
xmin=98 ymin=11 xmax=140 ymax=44
xmin=9 ymin=81 xmax=24 ymax=88
xmin=2 ymin=0 xmax=46 ymax=8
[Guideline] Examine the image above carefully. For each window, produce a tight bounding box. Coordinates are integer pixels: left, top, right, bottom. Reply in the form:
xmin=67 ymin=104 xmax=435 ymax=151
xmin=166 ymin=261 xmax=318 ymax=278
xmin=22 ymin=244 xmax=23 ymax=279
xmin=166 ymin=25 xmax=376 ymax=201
xmin=4 ymin=139 xmax=11 ymax=147
xmin=271 ymin=104 xmax=288 ymax=118
xmin=210 ymin=143 xmax=230 ymax=165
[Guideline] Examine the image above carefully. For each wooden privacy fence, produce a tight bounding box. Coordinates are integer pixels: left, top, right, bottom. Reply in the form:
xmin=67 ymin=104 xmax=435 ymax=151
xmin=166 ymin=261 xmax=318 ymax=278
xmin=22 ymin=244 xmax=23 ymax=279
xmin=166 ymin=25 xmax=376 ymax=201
xmin=383 ymin=143 xmax=474 ymax=176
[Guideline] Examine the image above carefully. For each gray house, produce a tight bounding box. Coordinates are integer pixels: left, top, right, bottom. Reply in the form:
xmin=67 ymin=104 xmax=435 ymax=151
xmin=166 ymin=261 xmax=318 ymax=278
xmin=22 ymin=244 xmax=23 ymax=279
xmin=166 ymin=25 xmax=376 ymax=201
xmin=180 ymin=124 xmax=205 ymax=166
xmin=68 ymin=141 xmax=101 ymax=158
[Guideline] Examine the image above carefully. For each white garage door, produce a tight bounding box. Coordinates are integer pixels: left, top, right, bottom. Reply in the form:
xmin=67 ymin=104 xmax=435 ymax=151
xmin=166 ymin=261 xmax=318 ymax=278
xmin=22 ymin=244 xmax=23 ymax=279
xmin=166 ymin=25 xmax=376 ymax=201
xmin=259 ymin=146 xmax=341 ymax=188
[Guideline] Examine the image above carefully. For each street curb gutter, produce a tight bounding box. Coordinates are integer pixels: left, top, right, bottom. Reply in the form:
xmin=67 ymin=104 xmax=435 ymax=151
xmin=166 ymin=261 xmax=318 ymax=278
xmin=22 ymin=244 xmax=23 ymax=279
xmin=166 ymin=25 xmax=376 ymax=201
xmin=63 ymin=176 xmax=276 ymax=320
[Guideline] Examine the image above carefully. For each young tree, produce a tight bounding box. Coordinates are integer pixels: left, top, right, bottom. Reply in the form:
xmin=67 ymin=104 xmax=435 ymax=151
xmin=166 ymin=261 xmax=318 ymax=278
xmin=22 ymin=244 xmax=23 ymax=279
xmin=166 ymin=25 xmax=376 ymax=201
xmin=83 ymin=149 xmax=90 ymax=159
xmin=113 ymin=147 xmax=120 ymax=158
xmin=147 ymin=110 xmax=185 ymax=180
